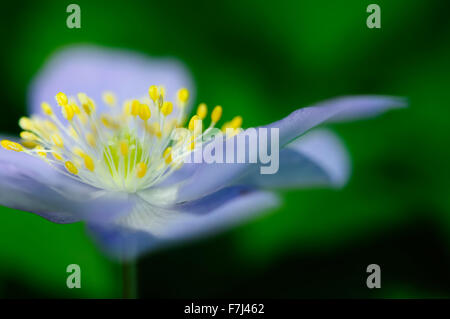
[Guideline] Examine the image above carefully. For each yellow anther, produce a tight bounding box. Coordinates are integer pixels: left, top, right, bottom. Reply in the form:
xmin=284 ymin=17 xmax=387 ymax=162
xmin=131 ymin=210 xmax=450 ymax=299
xmin=77 ymin=92 xmax=88 ymax=105
xmin=146 ymin=122 xmax=162 ymax=138
xmin=44 ymin=120 xmax=58 ymax=132
xmin=41 ymin=102 xmax=53 ymax=116
xmin=177 ymin=88 xmax=189 ymax=103
xmin=35 ymin=145 xmax=46 ymax=158
xmin=102 ymin=91 xmax=116 ymax=106
xmin=72 ymin=147 xmax=85 ymax=158
xmin=211 ymin=105 xmax=222 ymax=123
xmin=122 ymin=100 xmax=132 ymax=116
xmin=149 ymin=85 xmax=159 ymax=102
xmin=62 ymin=104 xmax=74 ymax=121
xmin=19 ymin=117 xmax=34 ymax=131
xmin=159 ymin=86 xmax=166 ymax=99
xmin=229 ymin=128 xmax=241 ymax=137
xmin=55 ymin=92 xmax=68 ymax=106
xmin=65 ymin=161 xmax=78 ymax=175
xmin=101 ymin=114 xmax=118 ymax=129
xmin=119 ymin=140 xmax=129 ymax=156
xmin=196 ymin=103 xmax=207 ymax=119
xmin=69 ymin=127 xmax=79 ymax=140
xmin=1 ymin=140 xmax=23 ymax=152
xmin=70 ymin=102 xmax=81 ymax=115
xmin=52 ymin=151 xmax=63 ymax=161
xmin=78 ymin=113 xmax=88 ymax=125
xmin=189 ymin=115 xmax=201 ymax=131
xmin=136 ymin=162 xmax=147 ymax=178
xmin=22 ymin=140 xmax=37 ymax=149
xmin=230 ymin=116 xmax=243 ymax=129
xmin=221 ymin=122 xmax=231 ymax=132
xmin=163 ymin=147 xmax=172 ymax=164
xmin=83 ymin=154 xmax=95 ymax=171
xmin=20 ymin=131 xmax=38 ymax=141
xmin=139 ymin=103 xmax=151 ymax=121
xmin=161 ymin=101 xmax=173 ymax=116
xmin=86 ymin=133 xmax=96 ymax=147
xmin=51 ymin=134 xmax=64 ymax=148
xmin=131 ymin=100 xmax=140 ymax=117
xmin=82 ymin=98 xmax=96 ymax=115
xmin=77 ymin=93 xmax=95 ymax=115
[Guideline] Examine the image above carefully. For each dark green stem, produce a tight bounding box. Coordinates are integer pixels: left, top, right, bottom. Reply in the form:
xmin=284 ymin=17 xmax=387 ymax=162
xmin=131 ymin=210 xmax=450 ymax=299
xmin=122 ymin=261 xmax=138 ymax=299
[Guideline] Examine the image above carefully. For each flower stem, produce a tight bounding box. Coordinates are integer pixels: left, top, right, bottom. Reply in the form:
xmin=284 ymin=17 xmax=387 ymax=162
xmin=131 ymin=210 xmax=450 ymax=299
xmin=122 ymin=261 xmax=138 ymax=299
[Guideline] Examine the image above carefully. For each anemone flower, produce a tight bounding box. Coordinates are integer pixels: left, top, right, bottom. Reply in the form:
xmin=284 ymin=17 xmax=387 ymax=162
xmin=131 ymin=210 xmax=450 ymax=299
xmin=0 ymin=46 xmax=405 ymax=297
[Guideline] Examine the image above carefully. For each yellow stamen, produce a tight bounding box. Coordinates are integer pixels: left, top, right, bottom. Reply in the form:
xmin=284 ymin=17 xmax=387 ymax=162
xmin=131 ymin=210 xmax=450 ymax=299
xmin=101 ymin=114 xmax=117 ymax=129
xmin=1 ymin=140 xmax=23 ymax=152
xmin=70 ymin=102 xmax=81 ymax=115
xmin=102 ymin=91 xmax=116 ymax=106
xmin=65 ymin=161 xmax=78 ymax=175
xmin=35 ymin=145 xmax=46 ymax=158
xmin=86 ymin=133 xmax=96 ymax=147
xmin=119 ymin=140 xmax=129 ymax=156
xmin=78 ymin=93 xmax=96 ymax=115
xmin=122 ymin=100 xmax=132 ymax=116
xmin=69 ymin=127 xmax=79 ymax=140
xmin=177 ymin=88 xmax=189 ymax=103
xmin=55 ymin=92 xmax=68 ymax=106
xmin=72 ymin=147 xmax=85 ymax=158
xmin=41 ymin=102 xmax=53 ymax=116
xmin=83 ymin=154 xmax=95 ymax=171
xmin=136 ymin=162 xmax=147 ymax=178
xmin=146 ymin=122 xmax=162 ymax=138
xmin=44 ymin=120 xmax=58 ymax=132
xmin=20 ymin=131 xmax=38 ymax=141
xmin=230 ymin=116 xmax=243 ymax=129
xmin=163 ymin=147 xmax=172 ymax=164
xmin=19 ymin=117 xmax=34 ymax=131
xmin=159 ymin=86 xmax=166 ymax=99
xmin=149 ymin=85 xmax=159 ymax=102
xmin=131 ymin=100 xmax=140 ymax=117
xmin=22 ymin=141 xmax=37 ymax=149
xmin=139 ymin=103 xmax=151 ymax=121
xmin=189 ymin=115 xmax=201 ymax=131
xmin=197 ymin=103 xmax=207 ymax=119
xmin=52 ymin=151 xmax=63 ymax=161
xmin=211 ymin=105 xmax=222 ymax=123
xmin=221 ymin=122 xmax=231 ymax=132
xmin=82 ymin=98 xmax=96 ymax=115
xmin=161 ymin=101 xmax=173 ymax=116
xmin=62 ymin=104 xmax=74 ymax=121
xmin=51 ymin=134 xmax=64 ymax=148
xmin=77 ymin=92 xmax=88 ymax=105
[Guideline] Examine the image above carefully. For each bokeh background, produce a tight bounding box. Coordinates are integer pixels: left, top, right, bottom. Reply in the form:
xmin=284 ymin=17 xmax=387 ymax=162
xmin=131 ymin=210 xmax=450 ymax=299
xmin=0 ymin=0 xmax=449 ymax=298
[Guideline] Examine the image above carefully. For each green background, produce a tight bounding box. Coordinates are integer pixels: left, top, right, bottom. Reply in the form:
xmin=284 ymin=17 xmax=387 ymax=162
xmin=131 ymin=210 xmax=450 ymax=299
xmin=0 ymin=0 xmax=449 ymax=298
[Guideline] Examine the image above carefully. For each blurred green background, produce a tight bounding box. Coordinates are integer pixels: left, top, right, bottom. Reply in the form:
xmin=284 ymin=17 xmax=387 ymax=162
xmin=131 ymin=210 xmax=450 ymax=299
xmin=0 ymin=0 xmax=449 ymax=298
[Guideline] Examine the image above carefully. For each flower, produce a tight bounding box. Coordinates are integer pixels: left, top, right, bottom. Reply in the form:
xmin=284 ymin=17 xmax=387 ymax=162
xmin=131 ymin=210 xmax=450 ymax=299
xmin=0 ymin=46 xmax=405 ymax=260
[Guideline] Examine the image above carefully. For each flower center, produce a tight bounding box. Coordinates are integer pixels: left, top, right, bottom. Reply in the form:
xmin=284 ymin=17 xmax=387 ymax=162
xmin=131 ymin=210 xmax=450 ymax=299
xmin=1 ymin=85 xmax=243 ymax=193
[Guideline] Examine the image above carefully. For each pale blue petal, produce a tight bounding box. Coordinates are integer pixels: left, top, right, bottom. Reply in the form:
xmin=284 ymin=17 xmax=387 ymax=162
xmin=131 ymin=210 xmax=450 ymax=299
xmin=175 ymin=96 xmax=404 ymax=202
xmin=239 ymin=129 xmax=350 ymax=188
xmin=88 ymin=187 xmax=280 ymax=260
xmin=29 ymin=45 xmax=194 ymax=119
xmin=267 ymin=95 xmax=406 ymax=147
xmin=0 ymin=146 xmax=131 ymax=224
